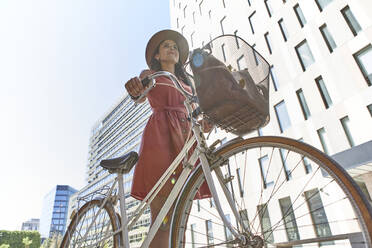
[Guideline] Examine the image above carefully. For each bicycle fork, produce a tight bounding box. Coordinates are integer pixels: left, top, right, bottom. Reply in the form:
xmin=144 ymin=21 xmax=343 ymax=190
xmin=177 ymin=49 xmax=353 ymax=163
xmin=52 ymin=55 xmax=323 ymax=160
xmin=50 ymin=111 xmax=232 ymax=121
xmin=193 ymin=127 xmax=250 ymax=246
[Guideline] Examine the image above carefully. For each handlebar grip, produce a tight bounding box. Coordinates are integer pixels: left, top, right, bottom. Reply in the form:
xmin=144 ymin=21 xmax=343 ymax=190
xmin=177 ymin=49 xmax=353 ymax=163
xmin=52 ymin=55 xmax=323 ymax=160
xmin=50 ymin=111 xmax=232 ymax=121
xmin=141 ymin=77 xmax=151 ymax=87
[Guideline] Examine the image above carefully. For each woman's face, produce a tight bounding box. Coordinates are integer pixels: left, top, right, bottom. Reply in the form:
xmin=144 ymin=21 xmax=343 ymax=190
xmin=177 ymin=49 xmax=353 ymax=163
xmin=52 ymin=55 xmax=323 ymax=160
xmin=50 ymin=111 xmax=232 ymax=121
xmin=154 ymin=40 xmax=179 ymax=65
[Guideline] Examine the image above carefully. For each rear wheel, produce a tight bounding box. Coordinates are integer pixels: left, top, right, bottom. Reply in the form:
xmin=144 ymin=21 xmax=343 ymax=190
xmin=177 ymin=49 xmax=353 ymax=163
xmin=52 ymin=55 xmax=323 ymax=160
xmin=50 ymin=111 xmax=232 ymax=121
xmin=170 ymin=136 xmax=372 ymax=247
xmin=61 ymin=199 xmax=121 ymax=248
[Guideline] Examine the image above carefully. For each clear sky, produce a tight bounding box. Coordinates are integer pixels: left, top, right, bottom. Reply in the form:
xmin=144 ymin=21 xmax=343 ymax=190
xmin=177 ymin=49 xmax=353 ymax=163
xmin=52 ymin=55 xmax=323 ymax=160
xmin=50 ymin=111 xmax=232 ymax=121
xmin=0 ymin=0 xmax=170 ymax=231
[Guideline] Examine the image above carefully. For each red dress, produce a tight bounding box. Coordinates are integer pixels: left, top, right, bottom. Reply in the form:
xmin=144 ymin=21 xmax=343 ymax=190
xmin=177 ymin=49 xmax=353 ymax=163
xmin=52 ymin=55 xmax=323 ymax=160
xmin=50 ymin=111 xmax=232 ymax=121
xmin=131 ymin=75 xmax=211 ymax=201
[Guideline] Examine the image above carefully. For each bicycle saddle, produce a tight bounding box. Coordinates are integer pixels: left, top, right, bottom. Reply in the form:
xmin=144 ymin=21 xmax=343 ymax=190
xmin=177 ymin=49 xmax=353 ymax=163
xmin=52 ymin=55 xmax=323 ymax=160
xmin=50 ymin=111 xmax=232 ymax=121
xmin=100 ymin=151 xmax=138 ymax=174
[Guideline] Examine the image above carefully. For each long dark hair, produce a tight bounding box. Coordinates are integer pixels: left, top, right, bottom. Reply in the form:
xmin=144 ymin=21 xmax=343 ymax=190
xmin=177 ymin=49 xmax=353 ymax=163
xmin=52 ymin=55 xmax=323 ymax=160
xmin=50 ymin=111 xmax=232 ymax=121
xmin=149 ymin=41 xmax=193 ymax=92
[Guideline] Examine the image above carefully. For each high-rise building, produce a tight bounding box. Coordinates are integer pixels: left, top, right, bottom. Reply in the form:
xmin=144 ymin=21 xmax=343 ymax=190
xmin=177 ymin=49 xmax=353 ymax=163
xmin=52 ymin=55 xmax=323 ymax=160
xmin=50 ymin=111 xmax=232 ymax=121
xmin=169 ymin=0 xmax=372 ymax=246
xmin=21 ymin=218 xmax=40 ymax=231
xmin=40 ymin=185 xmax=77 ymax=239
xmin=68 ymin=94 xmax=152 ymax=247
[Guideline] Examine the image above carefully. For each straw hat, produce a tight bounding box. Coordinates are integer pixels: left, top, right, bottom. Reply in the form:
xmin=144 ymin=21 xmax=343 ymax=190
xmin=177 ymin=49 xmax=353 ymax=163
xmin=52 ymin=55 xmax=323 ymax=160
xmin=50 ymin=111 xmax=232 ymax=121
xmin=145 ymin=29 xmax=189 ymax=67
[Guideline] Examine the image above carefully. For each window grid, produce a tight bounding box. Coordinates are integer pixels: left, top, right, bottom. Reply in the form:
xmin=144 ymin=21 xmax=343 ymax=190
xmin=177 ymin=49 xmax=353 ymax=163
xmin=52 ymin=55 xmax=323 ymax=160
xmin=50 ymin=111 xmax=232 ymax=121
xmin=206 ymin=220 xmax=214 ymax=245
xmin=368 ymin=104 xmax=372 ymax=117
xmin=264 ymin=32 xmax=272 ymax=54
xmin=296 ymin=89 xmax=311 ymax=120
xmin=264 ymin=0 xmax=273 ymax=17
xmin=220 ymin=16 xmax=226 ymax=35
xmin=278 ymin=18 xmax=289 ymax=42
xmin=294 ymin=3 xmax=306 ymax=28
xmin=270 ymin=65 xmax=279 ymax=91
xmin=341 ymin=6 xmax=361 ymax=36
xmin=279 ymin=197 xmax=301 ymax=241
xmin=304 ymin=189 xmax=334 ymax=246
xmin=295 ymin=39 xmax=315 ymax=71
xmin=274 ymin=100 xmax=292 ymax=133
xmin=317 ymin=127 xmax=330 ymax=154
xmin=315 ymin=76 xmax=333 ymax=109
xmin=257 ymin=204 xmax=274 ymax=243
xmin=315 ymin=0 xmax=333 ymax=12
xmin=353 ymin=44 xmax=372 ymax=86
xmin=320 ymin=24 xmax=337 ymax=53
xmin=249 ymin=11 xmax=256 ymax=34
xmin=340 ymin=116 xmax=355 ymax=147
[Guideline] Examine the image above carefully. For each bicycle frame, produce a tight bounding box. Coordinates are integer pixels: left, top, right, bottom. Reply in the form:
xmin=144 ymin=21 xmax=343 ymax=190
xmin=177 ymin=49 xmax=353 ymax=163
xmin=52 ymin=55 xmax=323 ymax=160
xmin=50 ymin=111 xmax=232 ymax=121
xmin=77 ymin=71 xmax=247 ymax=248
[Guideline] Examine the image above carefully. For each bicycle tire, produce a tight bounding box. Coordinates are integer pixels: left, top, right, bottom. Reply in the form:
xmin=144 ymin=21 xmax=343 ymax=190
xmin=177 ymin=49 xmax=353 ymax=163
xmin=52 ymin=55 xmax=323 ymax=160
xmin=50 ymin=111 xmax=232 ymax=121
xmin=170 ymin=136 xmax=372 ymax=247
xmin=60 ymin=199 xmax=122 ymax=248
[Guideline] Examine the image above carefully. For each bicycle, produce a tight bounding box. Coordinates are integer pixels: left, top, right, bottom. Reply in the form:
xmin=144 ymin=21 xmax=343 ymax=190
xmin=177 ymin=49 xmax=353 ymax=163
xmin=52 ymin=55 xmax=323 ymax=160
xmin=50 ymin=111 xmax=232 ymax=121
xmin=61 ymin=35 xmax=372 ymax=248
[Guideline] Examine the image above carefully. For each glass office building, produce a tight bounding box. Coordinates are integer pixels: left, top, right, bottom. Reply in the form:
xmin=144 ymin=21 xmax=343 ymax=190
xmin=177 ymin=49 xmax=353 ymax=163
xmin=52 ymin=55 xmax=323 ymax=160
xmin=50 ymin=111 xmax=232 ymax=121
xmin=40 ymin=185 xmax=77 ymax=239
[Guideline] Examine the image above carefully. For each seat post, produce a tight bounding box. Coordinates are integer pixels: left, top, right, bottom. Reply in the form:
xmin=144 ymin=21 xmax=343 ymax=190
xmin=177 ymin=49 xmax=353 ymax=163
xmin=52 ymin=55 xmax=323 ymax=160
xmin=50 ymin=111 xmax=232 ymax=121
xmin=117 ymin=172 xmax=130 ymax=247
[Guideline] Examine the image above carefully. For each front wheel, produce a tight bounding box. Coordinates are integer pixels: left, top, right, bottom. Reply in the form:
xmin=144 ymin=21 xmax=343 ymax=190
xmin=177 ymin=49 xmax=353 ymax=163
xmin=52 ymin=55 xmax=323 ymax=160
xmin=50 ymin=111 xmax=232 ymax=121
xmin=60 ymin=199 xmax=122 ymax=248
xmin=170 ymin=136 xmax=372 ymax=247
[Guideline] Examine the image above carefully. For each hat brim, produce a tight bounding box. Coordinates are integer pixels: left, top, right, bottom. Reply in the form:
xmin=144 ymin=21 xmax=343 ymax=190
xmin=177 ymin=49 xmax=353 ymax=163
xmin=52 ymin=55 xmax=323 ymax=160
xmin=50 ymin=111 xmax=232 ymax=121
xmin=145 ymin=29 xmax=189 ymax=67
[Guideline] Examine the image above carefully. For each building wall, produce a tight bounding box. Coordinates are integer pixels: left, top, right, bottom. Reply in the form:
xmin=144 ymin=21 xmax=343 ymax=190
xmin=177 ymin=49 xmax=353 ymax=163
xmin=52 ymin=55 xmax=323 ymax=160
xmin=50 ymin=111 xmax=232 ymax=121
xmin=68 ymin=93 xmax=152 ymax=247
xmin=39 ymin=185 xmax=77 ymax=238
xmin=169 ymin=0 xmax=372 ymax=245
xmin=21 ymin=218 xmax=40 ymax=231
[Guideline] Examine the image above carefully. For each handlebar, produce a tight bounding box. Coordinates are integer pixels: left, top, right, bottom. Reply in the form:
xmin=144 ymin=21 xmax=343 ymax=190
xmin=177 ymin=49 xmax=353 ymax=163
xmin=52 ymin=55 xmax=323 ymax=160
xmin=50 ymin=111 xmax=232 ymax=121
xmin=131 ymin=71 xmax=194 ymax=103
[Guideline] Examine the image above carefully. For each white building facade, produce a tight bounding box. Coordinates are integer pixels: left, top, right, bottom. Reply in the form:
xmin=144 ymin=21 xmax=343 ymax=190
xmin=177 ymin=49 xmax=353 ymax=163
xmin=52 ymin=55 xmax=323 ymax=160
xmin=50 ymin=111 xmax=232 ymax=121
xmin=68 ymin=94 xmax=152 ymax=247
xmin=169 ymin=0 xmax=372 ymax=247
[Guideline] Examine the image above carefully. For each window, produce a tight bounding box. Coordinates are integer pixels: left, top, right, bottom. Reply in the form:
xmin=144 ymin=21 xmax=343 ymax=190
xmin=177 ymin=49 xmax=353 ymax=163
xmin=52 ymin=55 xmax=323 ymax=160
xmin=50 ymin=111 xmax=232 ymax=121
xmin=257 ymin=204 xmax=274 ymax=243
xmin=295 ymin=40 xmax=315 ymax=71
xmin=264 ymin=32 xmax=272 ymax=54
xmin=341 ymin=6 xmax=361 ymax=36
xmin=221 ymin=44 xmax=227 ymax=62
xmin=368 ymin=104 xmax=372 ymax=117
xmin=296 ymin=89 xmax=311 ymax=120
xmin=247 ymin=0 xmax=251 ymax=6
xmin=220 ymin=16 xmax=226 ymax=35
xmin=239 ymin=209 xmax=250 ymax=231
xmin=192 ymin=11 xmax=195 ymax=24
xmin=317 ymin=127 xmax=330 ymax=154
xmin=237 ymin=55 xmax=247 ymax=70
xmin=274 ymin=100 xmax=292 ymax=132
xmin=208 ymin=10 xmax=212 ymax=19
xmin=190 ymin=224 xmax=196 ymax=248
xmin=252 ymin=44 xmax=260 ymax=66
xmin=183 ymin=6 xmax=187 ymax=18
xmin=314 ymin=0 xmax=333 ymax=12
xmin=298 ymin=138 xmax=313 ymax=174
xmin=236 ymin=168 xmax=244 ymax=197
xmin=340 ymin=116 xmax=355 ymax=147
xmin=353 ymin=44 xmax=372 ymax=86
xmin=278 ymin=18 xmax=289 ymax=42
xmin=234 ymin=30 xmax=240 ymax=48
xmin=270 ymin=65 xmax=279 ymax=91
xmin=176 ymin=18 xmax=179 ymax=28
xmin=279 ymin=197 xmax=300 ymax=241
xmin=305 ymin=189 xmax=334 ymax=246
xmin=222 ymin=0 xmax=226 ymax=8
xmin=315 ymin=76 xmax=333 ymax=109
xmin=279 ymin=149 xmax=292 ymax=180
xmin=197 ymin=199 xmax=200 ymax=211
xmin=191 ymin=32 xmax=195 ymax=47
xmin=320 ymin=24 xmax=337 ymax=53
xmin=264 ymin=0 xmax=273 ymax=17
xmin=258 ymin=127 xmax=263 ymax=136
xmin=199 ymin=1 xmax=203 ymax=15
xmin=248 ymin=11 xmax=256 ymax=34
xmin=294 ymin=4 xmax=306 ymax=28
xmin=259 ymin=155 xmax=274 ymax=188
xmin=181 ymin=25 xmax=185 ymax=35
xmin=224 ymin=214 xmax=234 ymax=243
xmin=206 ymin=220 xmax=214 ymax=245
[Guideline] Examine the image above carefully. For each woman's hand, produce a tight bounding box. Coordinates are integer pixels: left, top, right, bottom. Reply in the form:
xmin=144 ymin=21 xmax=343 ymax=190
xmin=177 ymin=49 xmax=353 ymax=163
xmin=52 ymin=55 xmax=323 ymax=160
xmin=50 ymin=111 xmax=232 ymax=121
xmin=125 ymin=70 xmax=152 ymax=102
xmin=199 ymin=119 xmax=214 ymax=133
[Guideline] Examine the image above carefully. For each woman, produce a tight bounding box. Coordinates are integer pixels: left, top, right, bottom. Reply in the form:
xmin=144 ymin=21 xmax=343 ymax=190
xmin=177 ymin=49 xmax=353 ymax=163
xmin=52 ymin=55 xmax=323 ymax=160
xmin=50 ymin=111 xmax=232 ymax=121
xmin=125 ymin=29 xmax=211 ymax=247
